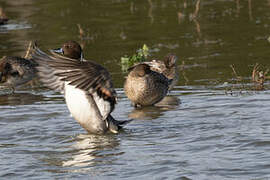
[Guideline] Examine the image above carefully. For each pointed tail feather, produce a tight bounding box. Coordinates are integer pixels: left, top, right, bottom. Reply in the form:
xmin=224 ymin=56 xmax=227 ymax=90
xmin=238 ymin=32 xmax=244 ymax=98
xmin=107 ymin=114 xmax=133 ymax=133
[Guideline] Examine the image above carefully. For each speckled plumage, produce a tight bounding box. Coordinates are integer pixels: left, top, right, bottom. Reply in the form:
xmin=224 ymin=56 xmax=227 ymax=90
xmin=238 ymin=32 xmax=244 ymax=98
xmin=0 ymin=56 xmax=37 ymax=89
xmin=124 ymin=64 xmax=171 ymax=107
xmin=143 ymin=54 xmax=179 ymax=90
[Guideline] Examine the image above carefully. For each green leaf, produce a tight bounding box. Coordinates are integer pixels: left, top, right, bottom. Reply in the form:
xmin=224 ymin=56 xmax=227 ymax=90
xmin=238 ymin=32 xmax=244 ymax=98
xmin=121 ymin=56 xmax=129 ymax=64
xmin=120 ymin=44 xmax=151 ymax=72
xmin=142 ymin=44 xmax=149 ymax=57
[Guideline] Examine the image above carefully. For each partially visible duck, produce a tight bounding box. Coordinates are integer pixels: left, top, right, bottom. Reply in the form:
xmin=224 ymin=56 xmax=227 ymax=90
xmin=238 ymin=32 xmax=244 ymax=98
xmin=0 ymin=8 xmax=8 ymax=25
xmin=0 ymin=56 xmax=37 ymax=91
xmin=31 ymin=41 xmax=130 ymax=134
xmin=124 ymin=63 xmax=171 ymax=107
xmin=143 ymin=54 xmax=178 ymax=90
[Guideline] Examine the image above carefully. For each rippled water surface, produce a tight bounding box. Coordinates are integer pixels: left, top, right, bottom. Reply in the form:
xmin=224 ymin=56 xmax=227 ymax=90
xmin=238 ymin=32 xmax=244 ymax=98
xmin=1 ymin=0 xmax=270 ymax=179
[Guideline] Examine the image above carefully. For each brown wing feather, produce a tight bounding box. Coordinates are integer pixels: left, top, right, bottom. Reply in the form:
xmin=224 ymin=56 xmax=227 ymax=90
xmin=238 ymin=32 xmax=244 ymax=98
xmin=31 ymin=43 xmax=116 ymax=110
xmin=30 ymin=44 xmax=66 ymax=92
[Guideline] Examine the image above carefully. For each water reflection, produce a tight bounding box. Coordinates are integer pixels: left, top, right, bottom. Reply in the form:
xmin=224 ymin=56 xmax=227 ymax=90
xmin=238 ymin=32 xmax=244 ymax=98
xmin=62 ymin=134 xmax=120 ymax=173
xmin=0 ymin=92 xmax=44 ymax=105
xmin=0 ymin=23 xmax=31 ymax=32
xmin=236 ymin=0 xmax=254 ymax=20
xmin=155 ymin=95 xmax=180 ymax=107
xmin=0 ymin=0 xmax=269 ymax=179
xmin=128 ymin=96 xmax=180 ymax=120
xmin=248 ymin=0 xmax=253 ymax=20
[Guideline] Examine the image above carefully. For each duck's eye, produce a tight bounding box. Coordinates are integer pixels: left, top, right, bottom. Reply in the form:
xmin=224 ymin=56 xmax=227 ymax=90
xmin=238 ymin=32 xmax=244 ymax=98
xmin=65 ymin=45 xmax=73 ymax=49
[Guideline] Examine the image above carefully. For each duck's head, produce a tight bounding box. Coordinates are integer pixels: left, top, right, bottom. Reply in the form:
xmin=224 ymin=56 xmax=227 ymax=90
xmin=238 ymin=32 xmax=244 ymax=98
xmin=129 ymin=64 xmax=151 ymax=77
xmin=164 ymin=54 xmax=177 ymax=68
xmin=51 ymin=40 xmax=83 ymax=60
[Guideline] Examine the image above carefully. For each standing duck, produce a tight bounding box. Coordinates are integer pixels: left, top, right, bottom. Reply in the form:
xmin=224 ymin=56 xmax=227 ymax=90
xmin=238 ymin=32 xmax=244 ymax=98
xmin=31 ymin=41 xmax=130 ymax=134
xmin=124 ymin=63 xmax=172 ymax=107
xmin=0 ymin=56 xmax=37 ymax=92
xmin=143 ymin=54 xmax=178 ymax=90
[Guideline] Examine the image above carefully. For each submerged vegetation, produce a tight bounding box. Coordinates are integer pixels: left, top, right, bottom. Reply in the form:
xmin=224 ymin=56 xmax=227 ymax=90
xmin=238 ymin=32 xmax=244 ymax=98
xmin=252 ymin=63 xmax=270 ymax=90
xmin=225 ymin=63 xmax=270 ymax=95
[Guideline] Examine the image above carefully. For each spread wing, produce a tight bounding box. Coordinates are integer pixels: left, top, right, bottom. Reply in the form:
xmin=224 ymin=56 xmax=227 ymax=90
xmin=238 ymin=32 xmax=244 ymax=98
xmin=30 ymin=45 xmax=66 ymax=92
xmin=30 ymin=43 xmax=117 ymax=112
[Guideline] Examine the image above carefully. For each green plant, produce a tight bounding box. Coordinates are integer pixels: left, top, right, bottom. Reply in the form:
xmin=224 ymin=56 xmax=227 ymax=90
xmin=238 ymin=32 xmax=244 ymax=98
xmin=121 ymin=44 xmax=149 ymax=72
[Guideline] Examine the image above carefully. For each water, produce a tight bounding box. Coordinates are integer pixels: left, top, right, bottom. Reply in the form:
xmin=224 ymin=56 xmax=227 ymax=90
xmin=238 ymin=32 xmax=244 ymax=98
xmin=1 ymin=0 xmax=270 ymax=179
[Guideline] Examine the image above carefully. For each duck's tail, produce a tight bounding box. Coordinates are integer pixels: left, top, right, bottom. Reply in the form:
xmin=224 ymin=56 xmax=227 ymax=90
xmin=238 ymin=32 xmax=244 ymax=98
xmin=107 ymin=114 xmax=133 ymax=134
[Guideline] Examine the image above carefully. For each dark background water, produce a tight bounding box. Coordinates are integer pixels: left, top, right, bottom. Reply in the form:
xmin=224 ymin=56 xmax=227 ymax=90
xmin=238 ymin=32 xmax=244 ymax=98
xmin=0 ymin=0 xmax=270 ymax=179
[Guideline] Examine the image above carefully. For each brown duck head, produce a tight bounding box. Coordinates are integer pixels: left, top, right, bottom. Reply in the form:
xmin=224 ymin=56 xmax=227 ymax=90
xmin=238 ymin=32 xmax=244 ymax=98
xmin=51 ymin=40 xmax=83 ymax=60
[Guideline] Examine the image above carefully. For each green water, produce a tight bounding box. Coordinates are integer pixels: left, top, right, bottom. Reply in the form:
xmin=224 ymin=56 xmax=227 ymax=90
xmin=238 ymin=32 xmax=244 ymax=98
xmin=1 ymin=0 xmax=269 ymax=87
xmin=1 ymin=1 xmax=270 ymax=179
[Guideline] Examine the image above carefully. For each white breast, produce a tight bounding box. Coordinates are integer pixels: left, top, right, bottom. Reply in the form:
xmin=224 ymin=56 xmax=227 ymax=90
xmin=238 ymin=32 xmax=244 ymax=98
xmin=64 ymin=83 xmax=106 ymax=132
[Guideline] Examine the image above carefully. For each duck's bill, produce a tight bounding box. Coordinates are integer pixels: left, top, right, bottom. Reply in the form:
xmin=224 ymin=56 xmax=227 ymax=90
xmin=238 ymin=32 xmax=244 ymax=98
xmin=50 ymin=48 xmax=64 ymax=54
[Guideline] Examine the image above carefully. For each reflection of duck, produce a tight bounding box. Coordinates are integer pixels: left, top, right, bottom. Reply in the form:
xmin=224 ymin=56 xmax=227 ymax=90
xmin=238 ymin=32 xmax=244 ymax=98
xmin=62 ymin=134 xmax=120 ymax=170
xmin=128 ymin=106 xmax=164 ymax=120
xmin=31 ymin=41 xmax=131 ymax=134
xmin=0 ymin=92 xmax=44 ymax=105
xmin=155 ymin=95 xmax=180 ymax=107
xmin=143 ymin=54 xmax=179 ymax=90
xmin=124 ymin=64 xmax=171 ymax=107
xmin=0 ymin=56 xmax=37 ymax=92
xmin=128 ymin=96 xmax=180 ymax=120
